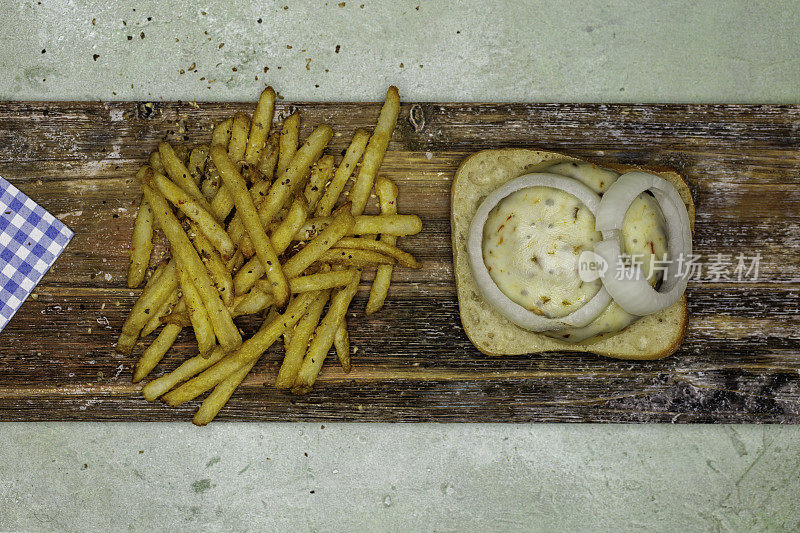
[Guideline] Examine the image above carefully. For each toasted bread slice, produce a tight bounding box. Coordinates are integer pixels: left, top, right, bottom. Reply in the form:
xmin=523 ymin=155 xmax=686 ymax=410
xmin=451 ymin=149 xmax=694 ymax=360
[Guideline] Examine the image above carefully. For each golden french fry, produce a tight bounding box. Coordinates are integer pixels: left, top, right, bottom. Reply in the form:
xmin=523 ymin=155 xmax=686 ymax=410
xmin=141 ymin=346 xmax=228 ymax=402
xmin=142 ymin=287 xmax=180 ymax=337
xmin=262 ymin=270 xmax=356 ymax=295
xmin=231 ymin=288 xmax=275 ymax=317
xmin=158 ymin=141 xmax=211 ymax=210
xmin=257 ymin=132 xmax=280 ymax=178
xmin=245 ymin=86 xmax=276 ymax=166
xmin=348 ymin=86 xmax=400 ymax=215
xmin=163 ymin=292 xmax=318 ymax=406
xmin=319 ymin=248 xmax=394 ymax=267
xmin=292 ymin=270 xmax=360 ymax=394
xmin=128 ymin=169 xmax=154 ymax=288
xmin=149 ymin=151 xmax=165 ymax=174
xmin=142 ymin=177 xmax=242 ymax=352
xmin=284 ymin=204 xmax=356 ymax=274
xmin=272 ymin=195 xmax=309 ymax=254
xmin=294 ymin=214 xmax=422 ymax=241
xmin=188 ymin=145 xmax=209 ymax=185
xmin=366 ymin=176 xmax=400 ymax=313
xmin=193 ymin=356 xmax=258 ymax=426
xmin=152 ymin=172 xmax=235 ymax=260
xmin=134 ymin=323 xmax=181 ymax=383
xmin=233 ymin=268 xmax=354 ymax=317
xmin=315 ymin=129 xmax=370 ymax=217
xmin=226 ymin=249 xmax=245 ymax=273
xmin=176 ymin=259 xmax=216 ymax=355
xmin=226 ymin=179 xmax=272 ymax=252
xmin=336 ymin=237 xmax=420 ymax=269
xmin=334 ymin=321 xmax=351 ymax=373
xmin=173 ymin=145 xmax=190 ymax=164
xmin=304 ymin=155 xmax=334 ymax=213
xmin=211 ymin=145 xmax=290 ymax=308
xmin=201 ymin=164 xmax=221 ymax=201
xmin=211 ymin=117 xmax=233 ymax=147
xmin=117 ymin=260 xmax=178 ymax=355
xmin=188 ymin=222 xmax=234 ymax=306
xmin=277 ymin=112 xmax=300 ymax=177
xmin=276 ymin=290 xmax=330 ymax=388
xmin=228 ymin=112 xmax=250 ymax=163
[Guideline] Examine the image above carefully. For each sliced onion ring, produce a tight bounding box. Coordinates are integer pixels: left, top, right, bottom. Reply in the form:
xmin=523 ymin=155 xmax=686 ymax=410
xmin=468 ymin=173 xmax=610 ymax=332
xmin=593 ymin=171 xmax=692 ymax=316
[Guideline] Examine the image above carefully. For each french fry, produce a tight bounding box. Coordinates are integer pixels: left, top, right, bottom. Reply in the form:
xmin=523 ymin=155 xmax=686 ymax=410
xmin=366 ymin=176 xmax=400 ymax=313
xmin=348 ymin=86 xmax=400 ymax=215
xmin=141 ymin=346 xmax=228 ymax=402
xmin=188 ymin=145 xmax=209 ymax=185
xmin=244 ymin=86 xmax=276 ymax=166
xmin=257 ymin=132 xmax=280 ymax=178
xmin=211 ymin=117 xmax=233 ymax=147
xmin=128 ymin=168 xmax=154 ymax=288
xmin=142 ymin=177 xmax=242 ymax=352
xmin=226 ymin=249 xmax=245 ymax=273
xmin=255 ymin=124 xmax=333 ymax=230
xmin=277 ymin=112 xmax=300 ymax=177
xmin=201 ymin=164 xmax=221 ymax=201
xmin=188 ymin=222 xmax=234 ymax=306
xmin=176 ymin=260 xmax=216 ymax=355
xmin=294 ymin=214 xmax=422 ymax=241
xmin=315 ymin=129 xmax=369 ymax=217
xmin=261 ymin=270 xmax=355 ymax=294
xmin=271 ymin=195 xmax=309 ymax=254
xmin=275 ymin=290 xmax=330 ymax=388
xmin=225 ymin=179 xmax=273 ymax=251
xmin=231 ymin=289 xmax=275 ymax=317
xmin=173 ymin=145 xmax=190 ymax=165
xmin=149 ymin=151 xmax=165 ymax=174
xmin=318 ymin=248 xmax=394 ymax=267
xmin=162 ymin=292 xmax=317 ymax=406
xmin=283 ymin=204 xmax=355 ymax=275
xmin=336 ymin=236 xmax=420 ymax=269
xmin=152 ymin=172 xmax=235 ymax=260
xmin=158 ymin=141 xmax=211 ymax=210
xmin=193 ymin=356 xmax=258 ymax=426
xmin=234 ymin=182 xmax=300 ymax=258
xmin=228 ymin=112 xmax=250 ymax=163
xmin=117 ymin=260 xmax=178 ymax=355
xmin=233 ymin=269 xmax=354 ymax=317
xmin=304 ymin=155 xmax=334 ymax=213
xmin=142 ymin=287 xmax=180 ymax=337
xmin=292 ymin=270 xmax=360 ymax=394
xmin=211 ymin=145 xmax=290 ymax=308
xmin=334 ymin=321 xmax=351 ymax=373
xmin=134 ymin=323 xmax=181 ymax=383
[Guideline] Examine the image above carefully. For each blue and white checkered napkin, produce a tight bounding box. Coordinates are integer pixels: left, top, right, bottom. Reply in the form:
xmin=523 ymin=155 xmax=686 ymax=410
xmin=0 ymin=175 xmax=73 ymax=331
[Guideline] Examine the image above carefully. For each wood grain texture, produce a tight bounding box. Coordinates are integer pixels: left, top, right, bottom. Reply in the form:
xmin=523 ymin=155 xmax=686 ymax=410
xmin=0 ymin=100 xmax=798 ymax=422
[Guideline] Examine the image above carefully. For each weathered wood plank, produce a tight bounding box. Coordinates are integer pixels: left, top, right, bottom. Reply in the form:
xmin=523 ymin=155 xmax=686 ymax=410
xmin=0 ymin=100 xmax=797 ymax=422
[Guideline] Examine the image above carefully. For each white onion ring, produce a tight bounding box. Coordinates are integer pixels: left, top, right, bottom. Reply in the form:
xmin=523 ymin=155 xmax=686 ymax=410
xmin=468 ymin=173 xmax=610 ymax=331
xmin=593 ymin=171 xmax=692 ymax=316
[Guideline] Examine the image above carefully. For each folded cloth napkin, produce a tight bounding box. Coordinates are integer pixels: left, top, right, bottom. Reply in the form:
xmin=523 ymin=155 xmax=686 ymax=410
xmin=0 ymin=175 xmax=73 ymax=331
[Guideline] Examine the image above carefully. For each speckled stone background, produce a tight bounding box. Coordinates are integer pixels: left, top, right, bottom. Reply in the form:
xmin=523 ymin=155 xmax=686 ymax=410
xmin=1 ymin=1 xmax=799 ymax=531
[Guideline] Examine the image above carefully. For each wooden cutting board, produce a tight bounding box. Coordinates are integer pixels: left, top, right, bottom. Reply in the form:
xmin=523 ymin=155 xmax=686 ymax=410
xmin=0 ymin=100 xmax=797 ymax=423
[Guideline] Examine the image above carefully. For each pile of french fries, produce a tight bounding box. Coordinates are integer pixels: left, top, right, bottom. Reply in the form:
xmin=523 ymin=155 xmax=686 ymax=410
xmin=117 ymin=86 xmax=422 ymax=425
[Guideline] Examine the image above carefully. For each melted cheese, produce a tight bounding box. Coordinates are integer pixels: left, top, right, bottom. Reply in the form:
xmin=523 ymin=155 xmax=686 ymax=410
xmin=480 ymin=161 xmax=668 ymax=342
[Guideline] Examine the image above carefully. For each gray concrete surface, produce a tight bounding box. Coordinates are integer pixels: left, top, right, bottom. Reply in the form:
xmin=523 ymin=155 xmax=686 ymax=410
xmin=1 ymin=1 xmax=799 ymax=531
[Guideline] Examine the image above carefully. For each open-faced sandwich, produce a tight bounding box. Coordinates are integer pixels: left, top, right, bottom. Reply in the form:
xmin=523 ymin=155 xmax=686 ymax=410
xmin=451 ymin=149 xmax=694 ymax=359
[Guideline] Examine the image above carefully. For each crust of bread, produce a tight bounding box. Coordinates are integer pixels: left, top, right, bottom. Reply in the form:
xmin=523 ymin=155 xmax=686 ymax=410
xmin=451 ymin=149 xmax=694 ymax=360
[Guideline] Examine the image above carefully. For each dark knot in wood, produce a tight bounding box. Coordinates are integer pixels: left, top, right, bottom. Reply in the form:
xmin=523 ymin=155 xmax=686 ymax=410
xmin=136 ymin=102 xmax=156 ymax=120
xmin=409 ymin=104 xmax=426 ymax=133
